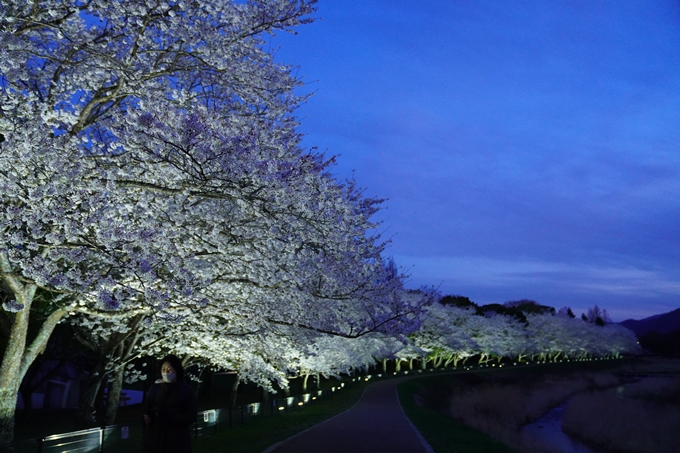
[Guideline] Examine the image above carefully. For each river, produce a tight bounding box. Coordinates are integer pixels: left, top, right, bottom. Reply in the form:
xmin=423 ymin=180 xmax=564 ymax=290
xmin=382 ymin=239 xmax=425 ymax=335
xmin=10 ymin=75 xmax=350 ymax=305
xmin=520 ymin=401 xmax=602 ymax=453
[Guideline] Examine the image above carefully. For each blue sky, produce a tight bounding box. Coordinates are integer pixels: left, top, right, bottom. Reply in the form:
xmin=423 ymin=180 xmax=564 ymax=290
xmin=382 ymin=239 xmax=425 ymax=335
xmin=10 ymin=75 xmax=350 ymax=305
xmin=272 ymin=0 xmax=680 ymax=321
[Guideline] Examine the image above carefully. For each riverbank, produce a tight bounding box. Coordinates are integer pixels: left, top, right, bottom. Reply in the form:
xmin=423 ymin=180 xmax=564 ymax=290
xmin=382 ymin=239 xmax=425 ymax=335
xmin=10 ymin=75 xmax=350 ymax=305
xmin=401 ymin=356 xmax=680 ymax=453
xmin=562 ymin=369 xmax=680 ymax=453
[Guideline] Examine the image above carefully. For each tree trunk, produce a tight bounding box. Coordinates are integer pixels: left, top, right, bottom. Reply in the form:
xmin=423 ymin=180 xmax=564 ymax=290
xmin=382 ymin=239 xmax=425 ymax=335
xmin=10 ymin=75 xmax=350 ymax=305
xmin=103 ymin=361 xmax=125 ymax=426
xmin=395 ymin=360 xmax=402 ymax=372
xmin=433 ymin=355 xmax=443 ymax=368
xmin=408 ymin=359 xmax=414 ymax=370
xmin=77 ymin=359 xmax=107 ymax=426
xmin=79 ymin=316 xmax=144 ymax=427
xmin=382 ymin=358 xmax=387 ymax=373
xmin=261 ymin=387 xmax=269 ymax=402
xmin=229 ymin=377 xmax=239 ymax=407
xmin=0 ymin=279 xmax=63 ymax=445
xmin=0 ymin=370 xmax=22 ymax=447
xmin=0 ymin=288 xmax=32 ymax=445
xmin=302 ymin=374 xmax=309 ymax=393
xmin=314 ymin=373 xmax=320 ymax=389
xmin=194 ymin=366 xmax=210 ymax=401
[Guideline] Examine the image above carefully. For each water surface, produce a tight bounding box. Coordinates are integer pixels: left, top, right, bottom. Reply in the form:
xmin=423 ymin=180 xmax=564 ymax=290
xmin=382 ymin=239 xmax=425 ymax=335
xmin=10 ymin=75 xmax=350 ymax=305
xmin=521 ymin=402 xmax=601 ymax=453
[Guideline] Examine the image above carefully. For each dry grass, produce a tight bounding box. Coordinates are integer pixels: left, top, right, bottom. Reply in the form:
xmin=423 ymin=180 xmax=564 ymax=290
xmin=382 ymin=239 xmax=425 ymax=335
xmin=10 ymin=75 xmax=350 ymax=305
xmin=446 ymin=372 xmax=619 ymax=448
xmin=562 ymin=376 xmax=680 ymax=453
xmin=613 ymin=356 xmax=680 ymax=375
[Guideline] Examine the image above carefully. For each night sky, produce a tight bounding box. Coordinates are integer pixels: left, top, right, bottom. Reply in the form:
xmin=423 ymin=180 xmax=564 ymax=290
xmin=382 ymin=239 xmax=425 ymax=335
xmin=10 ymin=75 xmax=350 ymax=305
xmin=272 ymin=1 xmax=680 ymax=321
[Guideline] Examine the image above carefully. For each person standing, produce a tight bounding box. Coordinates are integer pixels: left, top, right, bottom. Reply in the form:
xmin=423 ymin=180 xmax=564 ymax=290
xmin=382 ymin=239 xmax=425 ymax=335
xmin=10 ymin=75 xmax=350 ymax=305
xmin=143 ymin=355 xmax=198 ymax=453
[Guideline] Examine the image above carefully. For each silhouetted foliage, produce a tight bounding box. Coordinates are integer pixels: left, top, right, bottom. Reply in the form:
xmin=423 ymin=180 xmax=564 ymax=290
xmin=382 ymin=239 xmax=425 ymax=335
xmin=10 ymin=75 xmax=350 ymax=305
xmin=582 ymin=313 xmax=588 ymax=321
xmin=504 ymin=299 xmax=555 ymax=315
xmin=478 ymin=303 xmax=527 ymax=323
xmin=557 ymin=306 xmax=576 ymax=318
xmin=438 ymin=296 xmax=558 ymax=323
xmin=595 ymin=317 xmax=605 ymax=327
xmin=439 ymin=295 xmax=477 ymax=310
xmin=587 ymin=305 xmax=611 ymax=324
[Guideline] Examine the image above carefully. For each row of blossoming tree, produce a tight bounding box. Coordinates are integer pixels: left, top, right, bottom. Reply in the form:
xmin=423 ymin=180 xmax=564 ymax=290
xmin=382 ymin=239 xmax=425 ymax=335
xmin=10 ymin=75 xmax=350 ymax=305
xmin=0 ymin=0 xmax=439 ymax=442
xmin=399 ymin=299 xmax=639 ymax=369
xmin=276 ymin=296 xmax=640 ymax=385
xmin=0 ymin=0 xmax=638 ymax=444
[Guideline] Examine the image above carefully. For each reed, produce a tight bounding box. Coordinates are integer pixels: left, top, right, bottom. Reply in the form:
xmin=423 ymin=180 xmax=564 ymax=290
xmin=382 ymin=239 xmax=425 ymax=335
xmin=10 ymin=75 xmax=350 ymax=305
xmin=446 ymin=372 xmax=618 ymax=449
xmin=562 ymin=376 xmax=680 ymax=453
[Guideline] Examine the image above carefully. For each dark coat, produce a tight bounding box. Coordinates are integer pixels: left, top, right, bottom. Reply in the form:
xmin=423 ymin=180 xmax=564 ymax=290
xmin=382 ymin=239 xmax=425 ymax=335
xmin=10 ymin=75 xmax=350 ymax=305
xmin=143 ymin=380 xmax=198 ymax=453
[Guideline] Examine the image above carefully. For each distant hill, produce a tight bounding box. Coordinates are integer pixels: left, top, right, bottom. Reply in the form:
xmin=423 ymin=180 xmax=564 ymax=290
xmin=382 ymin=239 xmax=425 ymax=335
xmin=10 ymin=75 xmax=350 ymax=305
xmin=620 ymin=307 xmax=680 ymax=336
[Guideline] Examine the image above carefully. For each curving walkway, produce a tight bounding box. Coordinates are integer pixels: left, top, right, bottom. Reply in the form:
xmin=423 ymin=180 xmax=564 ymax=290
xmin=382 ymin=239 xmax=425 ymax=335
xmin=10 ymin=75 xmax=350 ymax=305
xmin=263 ymin=376 xmax=433 ymax=453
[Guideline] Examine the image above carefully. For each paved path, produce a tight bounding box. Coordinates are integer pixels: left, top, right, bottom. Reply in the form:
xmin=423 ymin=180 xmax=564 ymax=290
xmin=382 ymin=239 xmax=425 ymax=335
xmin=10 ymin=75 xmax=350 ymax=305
xmin=264 ymin=376 xmax=433 ymax=453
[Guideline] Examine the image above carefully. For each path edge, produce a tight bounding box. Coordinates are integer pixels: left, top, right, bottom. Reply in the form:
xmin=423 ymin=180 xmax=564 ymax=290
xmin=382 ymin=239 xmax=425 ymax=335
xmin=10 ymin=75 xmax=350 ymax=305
xmin=260 ymin=384 xmax=371 ymax=453
xmin=395 ymin=380 xmax=436 ymax=453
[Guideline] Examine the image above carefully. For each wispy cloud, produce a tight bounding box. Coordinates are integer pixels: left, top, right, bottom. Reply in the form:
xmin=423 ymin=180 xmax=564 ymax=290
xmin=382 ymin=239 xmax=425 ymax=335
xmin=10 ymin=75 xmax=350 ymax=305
xmin=273 ymin=1 xmax=680 ymax=321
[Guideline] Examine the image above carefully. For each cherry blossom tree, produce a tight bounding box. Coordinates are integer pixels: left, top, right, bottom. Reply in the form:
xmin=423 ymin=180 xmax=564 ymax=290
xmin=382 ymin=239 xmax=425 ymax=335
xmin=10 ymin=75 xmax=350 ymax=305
xmin=477 ymin=313 xmax=532 ymax=363
xmin=408 ymin=303 xmax=478 ymax=369
xmin=526 ymin=313 xmax=639 ymax=361
xmin=2 ymin=0 xmax=415 ymax=443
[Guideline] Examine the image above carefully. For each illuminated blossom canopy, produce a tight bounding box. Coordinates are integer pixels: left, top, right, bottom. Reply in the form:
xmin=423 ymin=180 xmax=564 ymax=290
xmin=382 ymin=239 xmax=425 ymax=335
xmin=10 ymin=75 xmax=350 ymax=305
xmin=0 ymin=0 xmax=432 ymax=442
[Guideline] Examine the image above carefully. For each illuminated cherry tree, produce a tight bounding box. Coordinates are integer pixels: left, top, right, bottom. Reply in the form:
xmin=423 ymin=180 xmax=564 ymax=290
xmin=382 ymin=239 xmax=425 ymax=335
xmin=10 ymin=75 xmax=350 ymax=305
xmin=0 ymin=0 xmax=433 ymax=442
xmin=407 ymin=303 xmax=478 ymax=368
xmin=402 ymin=300 xmax=638 ymax=369
xmin=526 ymin=313 xmax=639 ymax=361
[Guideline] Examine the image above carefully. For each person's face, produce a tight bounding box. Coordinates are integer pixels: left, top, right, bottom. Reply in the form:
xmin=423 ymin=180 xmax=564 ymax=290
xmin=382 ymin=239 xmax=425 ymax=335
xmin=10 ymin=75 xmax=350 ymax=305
xmin=161 ymin=362 xmax=177 ymax=382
